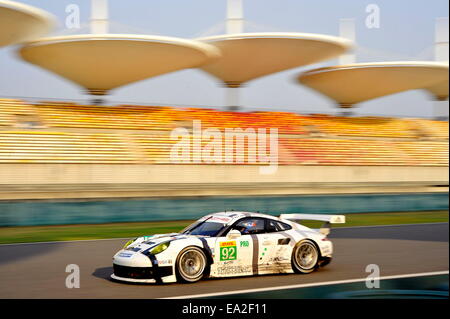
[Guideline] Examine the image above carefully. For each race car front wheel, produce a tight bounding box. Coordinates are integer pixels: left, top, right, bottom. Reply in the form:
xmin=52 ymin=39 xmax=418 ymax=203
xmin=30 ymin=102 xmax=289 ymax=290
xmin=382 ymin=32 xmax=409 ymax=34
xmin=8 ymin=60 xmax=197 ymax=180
xmin=292 ymin=240 xmax=319 ymax=274
xmin=176 ymin=246 xmax=207 ymax=283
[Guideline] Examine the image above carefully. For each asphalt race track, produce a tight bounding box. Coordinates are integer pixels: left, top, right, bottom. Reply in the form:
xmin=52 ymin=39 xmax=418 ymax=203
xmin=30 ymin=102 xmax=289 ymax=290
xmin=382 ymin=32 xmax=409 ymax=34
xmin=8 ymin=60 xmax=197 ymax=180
xmin=0 ymin=223 xmax=448 ymax=298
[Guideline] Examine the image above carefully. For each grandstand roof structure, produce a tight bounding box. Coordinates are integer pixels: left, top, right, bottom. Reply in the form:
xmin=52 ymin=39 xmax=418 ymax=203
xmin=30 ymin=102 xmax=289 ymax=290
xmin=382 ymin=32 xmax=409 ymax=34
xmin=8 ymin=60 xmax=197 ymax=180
xmin=197 ymin=32 xmax=352 ymax=87
xmin=297 ymin=61 xmax=449 ymax=107
xmin=18 ymin=34 xmax=221 ymax=95
xmin=0 ymin=0 xmax=54 ymax=47
xmin=425 ymin=78 xmax=449 ymax=101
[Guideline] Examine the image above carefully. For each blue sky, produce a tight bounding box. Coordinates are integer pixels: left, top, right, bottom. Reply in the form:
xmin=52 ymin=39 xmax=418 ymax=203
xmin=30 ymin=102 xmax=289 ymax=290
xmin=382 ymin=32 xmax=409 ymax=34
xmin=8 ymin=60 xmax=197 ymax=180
xmin=0 ymin=0 xmax=448 ymax=117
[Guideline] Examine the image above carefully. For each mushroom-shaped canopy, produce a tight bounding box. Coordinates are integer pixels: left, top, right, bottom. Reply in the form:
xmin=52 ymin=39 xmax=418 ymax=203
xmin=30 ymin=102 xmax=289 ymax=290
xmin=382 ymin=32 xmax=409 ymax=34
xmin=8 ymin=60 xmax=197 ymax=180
xmin=197 ymin=32 xmax=352 ymax=87
xmin=19 ymin=34 xmax=221 ymax=95
xmin=0 ymin=0 xmax=54 ymax=47
xmin=298 ymin=61 xmax=449 ymax=107
xmin=425 ymin=74 xmax=449 ymax=101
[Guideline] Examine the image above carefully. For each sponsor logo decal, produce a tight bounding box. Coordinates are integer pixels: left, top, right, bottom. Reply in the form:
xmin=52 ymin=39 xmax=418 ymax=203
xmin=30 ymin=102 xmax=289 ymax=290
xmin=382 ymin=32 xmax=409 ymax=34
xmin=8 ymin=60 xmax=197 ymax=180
xmin=240 ymin=240 xmax=249 ymax=247
xmin=118 ymin=252 xmax=133 ymax=258
xmin=217 ymin=265 xmax=252 ymax=275
xmin=220 ymin=241 xmax=236 ymax=247
xmin=220 ymin=241 xmax=237 ymax=261
xmin=209 ymin=216 xmax=233 ymax=223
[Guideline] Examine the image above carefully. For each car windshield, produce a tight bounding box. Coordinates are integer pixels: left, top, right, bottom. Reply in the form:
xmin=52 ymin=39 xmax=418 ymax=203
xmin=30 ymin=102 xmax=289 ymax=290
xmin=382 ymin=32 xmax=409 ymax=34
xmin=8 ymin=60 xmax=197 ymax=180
xmin=182 ymin=221 xmax=226 ymax=237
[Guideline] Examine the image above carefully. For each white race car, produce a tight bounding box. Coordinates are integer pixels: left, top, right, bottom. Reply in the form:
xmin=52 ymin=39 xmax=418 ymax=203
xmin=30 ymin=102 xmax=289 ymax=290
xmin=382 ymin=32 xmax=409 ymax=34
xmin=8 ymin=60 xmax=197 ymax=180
xmin=111 ymin=211 xmax=345 ymax=284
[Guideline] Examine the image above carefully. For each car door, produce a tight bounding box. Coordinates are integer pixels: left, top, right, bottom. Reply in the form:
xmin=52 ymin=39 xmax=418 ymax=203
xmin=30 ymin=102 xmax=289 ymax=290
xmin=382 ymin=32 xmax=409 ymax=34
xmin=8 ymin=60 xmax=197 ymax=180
xmin=211 ymin=233 xmax=254 ymax=278
xmin=257 ymin=219 xmax=293 ymax=274
xmin=224 ymin=217 xmax=266 ymax=276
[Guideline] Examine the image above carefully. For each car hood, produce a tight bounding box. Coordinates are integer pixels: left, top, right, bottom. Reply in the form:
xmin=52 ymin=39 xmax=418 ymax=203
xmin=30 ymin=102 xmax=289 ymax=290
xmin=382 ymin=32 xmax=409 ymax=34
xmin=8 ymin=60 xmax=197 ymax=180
xmin=124 ymin=233 xmax=196 ymax=252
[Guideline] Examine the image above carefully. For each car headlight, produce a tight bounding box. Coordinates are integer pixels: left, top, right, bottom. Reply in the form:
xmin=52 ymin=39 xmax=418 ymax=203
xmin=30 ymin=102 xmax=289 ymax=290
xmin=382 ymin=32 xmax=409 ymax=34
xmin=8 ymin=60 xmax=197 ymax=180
xmin=150 ymin=242 xmax=170 ymax=255
xmin=123 ymin=238 xmax=136 ymax=249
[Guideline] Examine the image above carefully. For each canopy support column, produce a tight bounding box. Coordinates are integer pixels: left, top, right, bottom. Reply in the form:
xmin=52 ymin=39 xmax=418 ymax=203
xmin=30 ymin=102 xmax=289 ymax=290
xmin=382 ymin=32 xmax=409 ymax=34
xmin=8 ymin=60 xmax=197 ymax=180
xmin=91 ymin=98 xmax=105 ymax=105
xmin=225 ymin=82 xmax=241 ymax=111
xmin=435 ymin=17 xmax=449 ymax=62
xmin=91 ymin=0 xmax=109 ymax=34
xmin=86 ymin=88 xmax=107 ymax=105
xmin=339 ymin=18 xmax=355 ymax=64
xmin=226 ymin=0 xmax=244 ymax=34
xmin=433 ymin=100 xmax=449 ymax=121
xmin=338 ymin=103 xmax=354 ymax=116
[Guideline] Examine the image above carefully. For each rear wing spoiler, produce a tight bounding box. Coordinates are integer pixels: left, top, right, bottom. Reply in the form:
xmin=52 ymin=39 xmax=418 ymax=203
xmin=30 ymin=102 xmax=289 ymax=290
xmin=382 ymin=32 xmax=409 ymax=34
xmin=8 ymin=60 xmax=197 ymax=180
xmin=279 ymin=214 xmax=346 ymax=235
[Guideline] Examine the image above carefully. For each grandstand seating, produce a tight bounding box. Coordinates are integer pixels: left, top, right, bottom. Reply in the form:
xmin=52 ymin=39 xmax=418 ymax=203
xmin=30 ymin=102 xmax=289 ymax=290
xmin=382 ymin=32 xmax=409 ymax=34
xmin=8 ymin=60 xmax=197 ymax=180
xmin=0 ymin=98 xmax=448 ymax=166
xmin=0 ymin=99 xmax=37 ymax=128
xmin=280 ymin=138 xmax=448 ymax=166
xmin=0 ymin=131 xmax=135 ymax=163
xmin=412 ymin=119 xmax=449 ymax=140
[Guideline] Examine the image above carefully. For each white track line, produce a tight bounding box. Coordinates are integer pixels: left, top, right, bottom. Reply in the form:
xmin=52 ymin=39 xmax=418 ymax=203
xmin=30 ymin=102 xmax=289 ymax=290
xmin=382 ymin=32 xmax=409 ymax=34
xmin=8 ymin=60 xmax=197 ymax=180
xmin=162 ymin=270 xmax=449 ymax=299
xmin=0 ymin=222 xmax=447 ymax=246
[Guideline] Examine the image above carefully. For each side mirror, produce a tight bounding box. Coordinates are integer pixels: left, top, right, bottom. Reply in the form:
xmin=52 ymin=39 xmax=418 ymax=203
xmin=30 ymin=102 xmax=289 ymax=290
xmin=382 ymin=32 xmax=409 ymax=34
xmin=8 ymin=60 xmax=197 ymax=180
xmin=227 ymin=229 xmax=241 ymax=239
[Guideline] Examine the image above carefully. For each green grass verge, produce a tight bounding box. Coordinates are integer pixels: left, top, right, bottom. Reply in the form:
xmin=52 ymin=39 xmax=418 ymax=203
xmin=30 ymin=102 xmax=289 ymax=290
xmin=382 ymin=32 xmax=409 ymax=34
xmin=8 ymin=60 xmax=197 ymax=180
xmin=0 ymin=210 xmax=447 ymax=245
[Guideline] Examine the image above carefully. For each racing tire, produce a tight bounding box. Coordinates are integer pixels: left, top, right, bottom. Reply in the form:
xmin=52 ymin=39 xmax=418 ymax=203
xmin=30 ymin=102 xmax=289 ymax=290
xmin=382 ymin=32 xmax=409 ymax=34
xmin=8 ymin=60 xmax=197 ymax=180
xmin=175 ymin=246 xmax=208 ymax=283
xmin=291 ymin=240 xmax=320 ymax=274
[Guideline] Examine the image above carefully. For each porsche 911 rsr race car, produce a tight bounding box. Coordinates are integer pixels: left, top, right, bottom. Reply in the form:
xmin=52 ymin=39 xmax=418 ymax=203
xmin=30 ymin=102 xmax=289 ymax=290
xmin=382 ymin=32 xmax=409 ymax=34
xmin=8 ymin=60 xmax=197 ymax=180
xmin=111 ymin=211 xmax=345 ymax=284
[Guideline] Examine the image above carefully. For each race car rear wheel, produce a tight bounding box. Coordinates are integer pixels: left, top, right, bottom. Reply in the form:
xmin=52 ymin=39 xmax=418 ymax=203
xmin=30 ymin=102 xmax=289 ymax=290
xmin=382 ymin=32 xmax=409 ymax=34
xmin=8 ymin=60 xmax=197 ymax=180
xmin=176 ymin=246 xmax=207 ymax=283
xmin=292 ymin=240 xmax=319 ymax=274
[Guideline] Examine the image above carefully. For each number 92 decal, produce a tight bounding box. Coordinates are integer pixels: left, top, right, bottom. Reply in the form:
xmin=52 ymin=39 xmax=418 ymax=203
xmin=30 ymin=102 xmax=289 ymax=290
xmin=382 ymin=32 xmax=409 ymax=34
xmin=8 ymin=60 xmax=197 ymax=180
xmin=220 ymin=241 xmax=237 ymax=261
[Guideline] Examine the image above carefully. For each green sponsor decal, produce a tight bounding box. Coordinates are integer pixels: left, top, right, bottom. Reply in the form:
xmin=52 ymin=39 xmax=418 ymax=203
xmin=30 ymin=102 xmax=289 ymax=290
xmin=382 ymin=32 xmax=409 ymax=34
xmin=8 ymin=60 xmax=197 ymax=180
xmin=240 ymin=240 xmax=249 ymax=247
